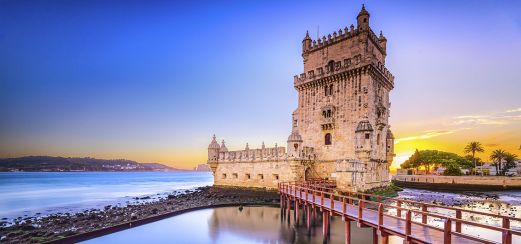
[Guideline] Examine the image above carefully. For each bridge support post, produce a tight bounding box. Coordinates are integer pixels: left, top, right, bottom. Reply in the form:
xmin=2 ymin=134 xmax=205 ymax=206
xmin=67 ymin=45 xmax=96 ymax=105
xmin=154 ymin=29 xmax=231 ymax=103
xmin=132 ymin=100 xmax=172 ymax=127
xmin=306 ymin=204 xmax=311 ymax=234
xmin=372 ymin=228 xmax=378 ymax=244
xmin=344 ymin=219 xmax=351 ymax=244
xmin=322 ymin=210 xmax=329 ymax=243
xmin=296 ymin=200 xmax=300 ymax=225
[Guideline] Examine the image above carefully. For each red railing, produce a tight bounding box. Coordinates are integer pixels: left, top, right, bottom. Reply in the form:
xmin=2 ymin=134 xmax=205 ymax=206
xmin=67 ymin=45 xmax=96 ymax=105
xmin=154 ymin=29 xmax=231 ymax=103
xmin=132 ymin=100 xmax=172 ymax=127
xmin=278 ymin=181 xmax=520 ymax=244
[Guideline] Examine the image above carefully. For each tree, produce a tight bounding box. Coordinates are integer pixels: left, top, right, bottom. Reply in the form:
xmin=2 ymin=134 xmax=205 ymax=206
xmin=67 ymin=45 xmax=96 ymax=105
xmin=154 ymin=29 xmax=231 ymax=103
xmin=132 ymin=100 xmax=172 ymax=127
xmin=464 ymin=142 xmax=484 ymax=175
xmin=443 ymin=163 xmax=463 ymax=176
xmin=502 ymin=153 xmax=519 ymax=175
xmin=400 ymin=149 xmax=472 ymax=175
xmin=490 ymin=149 xmax=506 ymax=176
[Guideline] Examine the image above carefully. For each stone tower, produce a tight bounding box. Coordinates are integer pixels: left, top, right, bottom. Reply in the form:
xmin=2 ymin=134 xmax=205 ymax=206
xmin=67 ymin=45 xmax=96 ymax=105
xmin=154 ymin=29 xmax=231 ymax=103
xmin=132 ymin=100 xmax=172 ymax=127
xmin=207 ymin=5 xmax=394 ymax=192
xmin=293 ymin=4 xmax=395 ymax=191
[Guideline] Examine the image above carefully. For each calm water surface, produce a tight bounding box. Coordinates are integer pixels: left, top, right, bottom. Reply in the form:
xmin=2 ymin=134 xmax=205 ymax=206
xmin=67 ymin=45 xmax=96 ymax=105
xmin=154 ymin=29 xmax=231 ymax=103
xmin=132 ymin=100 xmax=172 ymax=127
xmin=0 ymin=172 xmax=213 ymax=219
xmin=84 ymin=206 xmax=403 ymax=244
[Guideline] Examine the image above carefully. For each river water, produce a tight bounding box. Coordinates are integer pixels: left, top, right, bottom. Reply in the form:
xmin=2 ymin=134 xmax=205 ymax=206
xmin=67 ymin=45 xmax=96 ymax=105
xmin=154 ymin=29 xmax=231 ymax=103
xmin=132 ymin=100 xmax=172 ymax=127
xmin=2 ymin=172 xmax=521 ymax=243
xmin=0 ymin=172 xmax=213 ymax=219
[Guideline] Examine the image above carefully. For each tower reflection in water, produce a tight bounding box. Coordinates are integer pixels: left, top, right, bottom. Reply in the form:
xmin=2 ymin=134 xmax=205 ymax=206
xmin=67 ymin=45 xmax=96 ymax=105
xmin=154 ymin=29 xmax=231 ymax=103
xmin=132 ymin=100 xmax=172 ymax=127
xmin=208 ymin=206 xmax=389 ymax=243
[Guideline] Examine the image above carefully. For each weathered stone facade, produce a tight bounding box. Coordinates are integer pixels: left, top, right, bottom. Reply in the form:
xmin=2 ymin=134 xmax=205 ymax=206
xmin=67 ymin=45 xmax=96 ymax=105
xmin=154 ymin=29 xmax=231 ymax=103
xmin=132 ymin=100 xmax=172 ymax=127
xmin=208 ymin=5 xmax=395 ymax=192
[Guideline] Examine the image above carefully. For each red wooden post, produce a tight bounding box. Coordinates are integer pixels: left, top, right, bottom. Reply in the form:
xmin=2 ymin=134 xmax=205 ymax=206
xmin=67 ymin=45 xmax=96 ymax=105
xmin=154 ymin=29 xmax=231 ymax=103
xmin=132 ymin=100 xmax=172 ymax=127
xmin=342 ymin=197 xmax=347 ymax=214
xmin=296 ymin=200 xmax=300 ymax=225
xmin=358 ymin=199 xmax=363 ymax=220
xmin=377 ymin=196 xmax=382 ymax=203
xmin=421 ymin=204 xmax=427 ymax=224
xmin=348 ymin=192 xmax=352 ymax=205
xmin=503 ymin=218 xmax=511 ymax=244
xmin=331 ymin=193 xmax=334 ymax=210
xmin=287 ymin=197 xmax=291 ymax=217
xmin=443 ymin=218 xmax=451 ymax=244
xmin=321 ymin=192 xmax=324 ymax=205
xmin=312 ymin=189 xmax=315 ymax=203
xmin=307 ymin=203 xmax=311 ymax=231
xmin=305 ymin=188 xmax=308 ymax=202
xmin=323 ymin=210 xmax=329 ymax=242
xmin=345 ymin=219 xmax=351 ymax=244
xmin=405 ymin=210 xmax=411 ymax=236
xmin=396 ymin=200 xmax=402 ymax=218
xmin=378 ymin=203 xmax=384 ymax=228
xmin=455 ymin=210 xmax=462 ymax=233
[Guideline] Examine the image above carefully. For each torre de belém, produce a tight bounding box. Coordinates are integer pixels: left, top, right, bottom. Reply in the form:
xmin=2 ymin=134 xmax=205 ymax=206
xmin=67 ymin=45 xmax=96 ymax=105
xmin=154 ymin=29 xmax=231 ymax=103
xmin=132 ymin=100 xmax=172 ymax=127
xmin=207 ymin=5 xmax=395 ymax=192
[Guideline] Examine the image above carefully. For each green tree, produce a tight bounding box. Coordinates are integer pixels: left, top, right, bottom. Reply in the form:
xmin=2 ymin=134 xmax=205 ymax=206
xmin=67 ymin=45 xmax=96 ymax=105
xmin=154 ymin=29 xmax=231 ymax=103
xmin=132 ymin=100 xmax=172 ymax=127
xmin=443 ymin=163 xmax=463 ymax=176
xmin=502 ymin=153 xmax=519 ymax=175
xmin=400 ymin=150 xmax=471 ymax=174
xmin=490 ymin=149 xmax=506 ymax=175
xmin=464 ymin=142 xmax=484 ymax=175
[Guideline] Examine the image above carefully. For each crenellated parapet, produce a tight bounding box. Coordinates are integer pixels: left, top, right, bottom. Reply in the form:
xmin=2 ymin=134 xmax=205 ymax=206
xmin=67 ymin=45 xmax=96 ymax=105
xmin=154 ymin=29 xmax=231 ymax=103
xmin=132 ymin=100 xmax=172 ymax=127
xmin=294 ymin=60 xmax=394 ymax=89
xmin=218 ymin=144 xmax=286 ymax=162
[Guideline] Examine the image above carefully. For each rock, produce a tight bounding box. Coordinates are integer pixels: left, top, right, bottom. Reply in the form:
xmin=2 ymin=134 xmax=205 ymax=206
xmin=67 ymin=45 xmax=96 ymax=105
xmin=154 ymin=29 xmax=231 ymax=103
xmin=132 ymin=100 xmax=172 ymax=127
xmin=21 ymin=224 xmax=37 ymax=231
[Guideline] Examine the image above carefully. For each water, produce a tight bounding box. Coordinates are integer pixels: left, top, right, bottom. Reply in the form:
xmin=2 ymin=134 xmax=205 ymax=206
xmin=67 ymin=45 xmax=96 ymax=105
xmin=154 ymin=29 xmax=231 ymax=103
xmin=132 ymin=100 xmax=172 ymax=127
xmin=0 ymin=172 xmax=213 ymax=220
xmin=84 ymin=206 xmax=402 ymax=244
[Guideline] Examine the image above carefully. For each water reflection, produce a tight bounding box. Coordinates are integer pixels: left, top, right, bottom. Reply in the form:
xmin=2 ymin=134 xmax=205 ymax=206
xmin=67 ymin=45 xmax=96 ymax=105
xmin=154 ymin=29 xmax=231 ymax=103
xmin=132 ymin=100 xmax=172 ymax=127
xmin=86 ymin=206 xmax=402 ymax=243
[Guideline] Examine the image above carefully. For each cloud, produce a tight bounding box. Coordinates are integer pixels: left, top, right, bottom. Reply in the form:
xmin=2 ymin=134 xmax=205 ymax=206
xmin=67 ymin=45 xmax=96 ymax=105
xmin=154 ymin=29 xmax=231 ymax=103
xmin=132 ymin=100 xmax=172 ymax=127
xmin=506 ymin=107 xmax=521 ymax=113
xmin=452 ymin=107 xmax=521 ymax=126
xmin=395 ymin=130 xmax=458 ymax=144
xmin=484 ymin=143 xmax=499 ymax=147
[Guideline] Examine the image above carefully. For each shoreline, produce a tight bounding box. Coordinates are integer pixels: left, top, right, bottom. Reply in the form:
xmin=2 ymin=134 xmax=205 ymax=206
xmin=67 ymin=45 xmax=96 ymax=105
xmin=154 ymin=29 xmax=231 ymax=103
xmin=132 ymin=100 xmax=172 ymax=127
xmin=0 ymin=186 xmax=279 ymax=244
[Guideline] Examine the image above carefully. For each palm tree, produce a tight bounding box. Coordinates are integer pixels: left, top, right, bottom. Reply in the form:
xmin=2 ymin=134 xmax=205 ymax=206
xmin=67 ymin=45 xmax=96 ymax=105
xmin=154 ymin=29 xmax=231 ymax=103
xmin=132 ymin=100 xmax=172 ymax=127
xmin=464 ymin=142 xmax=484 ymax=175
xmin=490 ymin=149 xmax=506 ymax=176
xmin=503 ymin=153 xmax=519 ymax=175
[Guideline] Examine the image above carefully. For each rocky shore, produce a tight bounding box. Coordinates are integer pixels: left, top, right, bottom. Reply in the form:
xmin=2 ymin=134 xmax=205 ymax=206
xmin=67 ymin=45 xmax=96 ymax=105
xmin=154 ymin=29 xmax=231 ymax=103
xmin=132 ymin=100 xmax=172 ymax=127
xmin=0 ymin=186 xmax=279 ymax=243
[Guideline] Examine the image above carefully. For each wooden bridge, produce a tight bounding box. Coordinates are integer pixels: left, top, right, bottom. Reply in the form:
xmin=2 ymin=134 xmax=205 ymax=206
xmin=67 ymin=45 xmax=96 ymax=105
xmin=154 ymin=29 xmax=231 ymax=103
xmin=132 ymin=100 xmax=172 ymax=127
xmin=278 ymin=180 xmax=521 ymax=244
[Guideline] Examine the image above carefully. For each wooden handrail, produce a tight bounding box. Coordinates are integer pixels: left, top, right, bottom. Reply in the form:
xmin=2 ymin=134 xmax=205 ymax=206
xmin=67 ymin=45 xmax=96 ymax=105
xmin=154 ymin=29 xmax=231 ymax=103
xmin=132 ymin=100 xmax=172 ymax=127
xmin=279 ymin=180 xmax=521 ymax=243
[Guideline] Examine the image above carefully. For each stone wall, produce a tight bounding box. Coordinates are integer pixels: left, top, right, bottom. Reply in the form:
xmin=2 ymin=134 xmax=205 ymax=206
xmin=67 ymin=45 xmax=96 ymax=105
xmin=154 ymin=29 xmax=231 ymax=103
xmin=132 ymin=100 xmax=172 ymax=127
xmin=394 ymin=175 xmax=521 ymax=188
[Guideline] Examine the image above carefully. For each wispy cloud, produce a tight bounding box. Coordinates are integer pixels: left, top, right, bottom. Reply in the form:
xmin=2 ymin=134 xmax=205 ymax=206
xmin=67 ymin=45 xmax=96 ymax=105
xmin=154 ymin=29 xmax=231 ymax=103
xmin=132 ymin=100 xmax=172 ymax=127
xmin=452 ymin=107 xmax=521 ymax=126
xmin=395 ymin=129 xmax=467 ymax=144
xmin=506 ymin=107 xmax=521 ymax=113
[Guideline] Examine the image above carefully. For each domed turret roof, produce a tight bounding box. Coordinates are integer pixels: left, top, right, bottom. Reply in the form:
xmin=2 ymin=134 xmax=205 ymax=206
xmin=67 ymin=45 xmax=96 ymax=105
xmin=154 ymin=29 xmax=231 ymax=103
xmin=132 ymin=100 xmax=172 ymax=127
xmin=208 ymin=135 xmax=220 ymax=149
xmin=356 ymin=120 xmax=374 ymax=132
xmin=220 ymin=140 xmax=228 ymax=152
xmin=357 ymin=4 xmax=369 ymax=17
xmin=287 ymin=131 xmax=303 ymax=142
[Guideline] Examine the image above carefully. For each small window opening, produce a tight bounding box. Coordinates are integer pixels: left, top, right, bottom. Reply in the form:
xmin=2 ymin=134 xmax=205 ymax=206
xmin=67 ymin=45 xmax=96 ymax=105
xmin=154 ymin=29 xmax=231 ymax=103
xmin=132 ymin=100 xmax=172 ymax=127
xmin=365 ymin=133 xmax=370 ymax=139
xmin=325 ymin=133 xmax=332 ymax=145
xmin=246 ymin=173 xmax=250 ymax=180
xmin=222 ymin=174 xmax=227 ymax=179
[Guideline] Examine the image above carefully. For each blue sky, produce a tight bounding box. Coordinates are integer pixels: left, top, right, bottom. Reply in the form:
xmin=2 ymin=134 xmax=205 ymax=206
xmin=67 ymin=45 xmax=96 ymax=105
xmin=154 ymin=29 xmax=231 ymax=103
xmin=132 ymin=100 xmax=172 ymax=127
xmin=1 ymin=0 xmax=520 ymax=168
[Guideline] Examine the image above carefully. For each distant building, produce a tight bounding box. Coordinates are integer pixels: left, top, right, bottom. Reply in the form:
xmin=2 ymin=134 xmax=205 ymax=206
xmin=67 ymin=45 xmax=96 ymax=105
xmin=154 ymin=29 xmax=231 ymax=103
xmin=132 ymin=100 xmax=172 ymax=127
xmin=207 ymin=5 xmax=395 ymax=192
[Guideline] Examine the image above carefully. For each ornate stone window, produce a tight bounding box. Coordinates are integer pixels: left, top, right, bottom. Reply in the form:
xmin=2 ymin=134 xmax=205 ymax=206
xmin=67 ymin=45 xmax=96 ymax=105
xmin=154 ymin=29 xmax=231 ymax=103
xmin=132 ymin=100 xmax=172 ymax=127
xmin=325 ymin=133 xmax=332 ymax=145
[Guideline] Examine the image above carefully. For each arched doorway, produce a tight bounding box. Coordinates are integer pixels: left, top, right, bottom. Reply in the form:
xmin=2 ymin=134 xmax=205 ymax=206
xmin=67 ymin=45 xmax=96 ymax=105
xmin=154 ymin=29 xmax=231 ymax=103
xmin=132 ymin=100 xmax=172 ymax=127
xmin=304 ymin=167 xmax=312 ymax=181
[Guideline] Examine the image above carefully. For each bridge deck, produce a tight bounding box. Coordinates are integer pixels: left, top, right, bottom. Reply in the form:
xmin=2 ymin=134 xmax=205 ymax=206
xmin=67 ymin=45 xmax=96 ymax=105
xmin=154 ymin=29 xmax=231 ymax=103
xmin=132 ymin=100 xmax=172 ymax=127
xmin=282 ymin=187 xmax=488 ymax=244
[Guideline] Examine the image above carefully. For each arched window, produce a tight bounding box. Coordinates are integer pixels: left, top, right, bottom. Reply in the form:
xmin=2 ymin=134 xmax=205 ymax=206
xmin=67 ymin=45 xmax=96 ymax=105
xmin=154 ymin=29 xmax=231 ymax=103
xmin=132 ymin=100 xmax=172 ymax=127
xmin=324 ymin=85 xmax=329 ymax=96
xmin=329 ymin=84 xmax=333 ymax=96
xmin=325 ymin=133 xmax=332 ymax=145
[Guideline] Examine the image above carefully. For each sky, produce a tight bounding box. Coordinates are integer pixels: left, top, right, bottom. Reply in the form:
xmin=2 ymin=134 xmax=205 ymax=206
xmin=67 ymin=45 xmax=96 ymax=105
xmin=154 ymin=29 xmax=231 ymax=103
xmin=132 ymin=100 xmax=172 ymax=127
xmin=1 ymin=0 xmax=520 ymax=169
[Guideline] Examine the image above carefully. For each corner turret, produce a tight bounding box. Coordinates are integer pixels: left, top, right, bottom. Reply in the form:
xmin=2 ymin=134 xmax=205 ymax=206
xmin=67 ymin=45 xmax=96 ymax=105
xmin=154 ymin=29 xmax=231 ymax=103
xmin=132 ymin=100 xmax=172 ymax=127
xmin=287 ymin=116 xmax=303 ymax=158
xmin=357 ymin=4 xmax=370 ymax=31
xmin=379 ymin=31 xmax=387 ymax=53
xmin=302 ymin=31 xmax=312 ymax=53
xmin=207 ymin=135 xmax=220 ymax=163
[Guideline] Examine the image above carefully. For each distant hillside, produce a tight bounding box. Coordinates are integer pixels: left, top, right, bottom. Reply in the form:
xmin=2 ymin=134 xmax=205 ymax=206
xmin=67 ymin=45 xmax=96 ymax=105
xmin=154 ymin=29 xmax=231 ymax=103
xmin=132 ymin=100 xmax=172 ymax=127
xmin=0 ymin=156 xmax=185 ymax=172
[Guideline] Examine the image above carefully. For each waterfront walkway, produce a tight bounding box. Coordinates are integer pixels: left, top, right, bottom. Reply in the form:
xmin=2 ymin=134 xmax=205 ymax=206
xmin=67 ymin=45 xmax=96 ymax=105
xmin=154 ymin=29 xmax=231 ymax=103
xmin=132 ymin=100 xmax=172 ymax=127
xmin=278 ymin=180 xmax=520 ymax=244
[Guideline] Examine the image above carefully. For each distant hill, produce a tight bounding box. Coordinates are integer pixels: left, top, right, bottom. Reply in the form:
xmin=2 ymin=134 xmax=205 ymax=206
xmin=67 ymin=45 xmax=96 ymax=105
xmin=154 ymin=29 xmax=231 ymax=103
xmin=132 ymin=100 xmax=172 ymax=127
xmin=0 ymin=156 xmax=186 ymax=172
